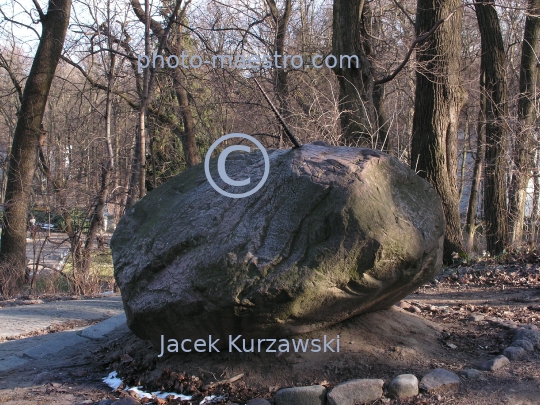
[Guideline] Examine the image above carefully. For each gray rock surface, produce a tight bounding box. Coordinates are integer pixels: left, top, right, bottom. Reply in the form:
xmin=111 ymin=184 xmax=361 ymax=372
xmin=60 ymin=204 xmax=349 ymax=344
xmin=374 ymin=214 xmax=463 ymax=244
xmin=32 ymin=371 xmax=57 ymax=385
xmin=458 ymin=369 xmax=481 ymax=379
xmin=112 ymin=145 xmax=444 ymax=346
xmin=469 ymin=314 xmax=485 ymax=322
xmin=511 ymin=339 xmax=534 ymax=352
xmin=407 ymin=305 xmax=422 ymax=314
xmin=246 ymin=399 xmax=271 ymax=405
xmin=513 ymin=327 xmax=540 ymax=348
xmin=419 ymin=368 xmax=460 ymax=393
xmin=327 ymin=378 xmax=384 ymax=405
xmin=478 ymin=355 xmax=509 ymax=371
xmin=274 ymin=385 xmax=327 ymax=405
xmin=0 ymin=355 xmax=28 ymax=372
xmin=495 ymin=320 xmax=518 ymax=330
xmin=387 ymin=374 xmax=419 ymax=399
xmin=503 ymin=346 xmax=526 ymax=361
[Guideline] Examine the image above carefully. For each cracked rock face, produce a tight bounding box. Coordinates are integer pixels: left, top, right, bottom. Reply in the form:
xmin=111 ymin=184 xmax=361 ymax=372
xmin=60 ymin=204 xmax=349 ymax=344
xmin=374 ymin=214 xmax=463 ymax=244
xmin=111 ymin=145 xmax=444 ymax=348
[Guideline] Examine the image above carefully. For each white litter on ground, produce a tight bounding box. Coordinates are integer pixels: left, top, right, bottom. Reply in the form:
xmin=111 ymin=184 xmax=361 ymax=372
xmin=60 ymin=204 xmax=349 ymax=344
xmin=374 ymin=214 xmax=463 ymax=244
xmin=127 ymin=386 xmax=152 ymax=399
xmin=200 ymin=395 xmax=226 ymax=404
xmin=103 ymin=371 xmax=193 ymax=402
xmin=102 ymin=371 xmax=123 ymax=390
xmin=152 ymin=391 xmax=193 ymax=400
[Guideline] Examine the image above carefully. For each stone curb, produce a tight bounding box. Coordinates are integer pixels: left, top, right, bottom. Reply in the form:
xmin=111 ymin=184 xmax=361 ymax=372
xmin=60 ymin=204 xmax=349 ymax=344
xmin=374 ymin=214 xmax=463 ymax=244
xmin=79 ymin=313 xmax=127 ymax=340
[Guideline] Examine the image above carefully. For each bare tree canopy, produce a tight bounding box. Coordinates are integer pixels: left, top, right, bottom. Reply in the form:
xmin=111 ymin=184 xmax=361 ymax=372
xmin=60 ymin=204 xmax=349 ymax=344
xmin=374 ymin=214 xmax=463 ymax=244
xmin=1 ymin=0 xmax=540 ymax=296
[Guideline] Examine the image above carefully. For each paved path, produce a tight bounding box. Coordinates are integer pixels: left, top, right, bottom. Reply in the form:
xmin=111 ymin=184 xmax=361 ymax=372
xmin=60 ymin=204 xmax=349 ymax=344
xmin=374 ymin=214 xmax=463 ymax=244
xmin=0 ymin=295 xmax=126 ymax=372
xmin=0 ymin=295 xmax=123 ymax=340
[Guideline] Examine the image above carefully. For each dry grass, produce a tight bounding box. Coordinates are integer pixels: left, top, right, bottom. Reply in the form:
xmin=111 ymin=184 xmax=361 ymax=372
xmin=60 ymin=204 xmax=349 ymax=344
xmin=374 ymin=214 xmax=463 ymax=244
xmin=0 ymin=255 xmax=25 ymax=299
xmin=28 ymin=248 xmax=115 ymax=296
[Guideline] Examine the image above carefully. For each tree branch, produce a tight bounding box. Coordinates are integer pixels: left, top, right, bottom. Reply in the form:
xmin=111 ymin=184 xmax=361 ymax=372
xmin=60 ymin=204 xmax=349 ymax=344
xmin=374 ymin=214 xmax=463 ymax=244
xmin=0 ymin=8 xmax=40 ymax=38
xmin=37 ymin=125 xmax=63 ymax=192
xmin=254 ymin=78 xmax=301 ymax=148
xmin=392 ymin=0 xmax=415 ymax=27
xmin=96 ymin=23 xmax=143 ymax=95
xmin=265 ymin=0 xmax=279 ymax=22
xmin=60 ymin=55 xmax=139 ymax=109
xmin=0 ymin=52 xmax=23 ymax=103
xmin=61 ymin=55 xmax=183 ymax=132
xmin=32 ymin=0 xmax=46 ymax=22
xmin=374 ymin=11 xmax=456 ymax=86
xmin=130 ymin=0 xmax=184 ymax=95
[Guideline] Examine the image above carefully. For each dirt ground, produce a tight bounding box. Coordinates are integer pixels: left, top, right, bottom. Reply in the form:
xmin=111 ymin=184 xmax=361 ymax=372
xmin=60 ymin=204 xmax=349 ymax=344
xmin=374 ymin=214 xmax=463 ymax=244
xmin=0 ymin=257 xmax=539 ymax=405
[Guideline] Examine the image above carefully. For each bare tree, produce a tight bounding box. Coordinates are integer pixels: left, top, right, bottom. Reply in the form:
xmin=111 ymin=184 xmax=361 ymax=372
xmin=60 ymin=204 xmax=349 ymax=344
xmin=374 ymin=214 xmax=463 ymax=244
xmin=332 ymin=0 xmax=377 ymax=146
xmin=411 ymin=0 xmax=466 ymax=262
xmin=129 ymin=0 xmax=197 ymax=185
xmin=465 ymin=78 xmax=486 ymax=251
xmin=0 ymin=0 xmax=72 ymax=294
xmin=266 ymin=0 xmax=292 ymax=146
xmin=508 ymin=0 xmax=540 ymax=246
xmin=475 ymin=0 xmax=510 ymax=255
xmin=81 ymin=0 xmax=118 ymax=276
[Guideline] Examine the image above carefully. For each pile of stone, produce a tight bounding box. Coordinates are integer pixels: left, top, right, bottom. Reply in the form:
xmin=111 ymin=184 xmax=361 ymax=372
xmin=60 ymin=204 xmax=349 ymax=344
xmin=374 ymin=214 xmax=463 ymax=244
xmin=237 ymin=367 xmax=459 ymax=405
xmin=237 ymin=324 xmax=539 ymax=405
xmin=476 ymin=324 xmax=540 ymax=370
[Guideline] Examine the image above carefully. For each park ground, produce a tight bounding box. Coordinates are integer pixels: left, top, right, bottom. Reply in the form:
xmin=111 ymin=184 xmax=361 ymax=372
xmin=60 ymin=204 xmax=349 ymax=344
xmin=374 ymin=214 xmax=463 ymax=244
xmin=0 ymin=249 xmax=539 ymax=404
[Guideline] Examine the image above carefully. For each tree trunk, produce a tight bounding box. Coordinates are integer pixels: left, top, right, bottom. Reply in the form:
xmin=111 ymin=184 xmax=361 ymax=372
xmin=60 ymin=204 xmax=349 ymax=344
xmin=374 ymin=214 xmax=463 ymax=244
xmin=532 ymin=151 xmax=540 ymax=242
xmin=0 ymin=0 xmax=72 ymax=294
xmin=266 ymin=0 xmax=292 ymax=147
xmin=509 ymin=0 xmax=540 ymax=246
xmin=125 ymin=128 xmax=140 ymax=211
xmin=173 ymin=78 xmax=199 ymax=167
xmin=373 ymin=83 xmax=390 ymax=152
xmin=138 ymin=0 xmax=150 ymax=199
xmin=82 ymin=165 xmax=111 ymax=264
xmin=475 ymin=0 xmax=509 ymax=255
xmin=411 ymin=0 xmax=466 ymax=263
xmin=332 ymin=0 xmax=376 ymax=146
xmin=138 ymin=95 xmax=147 ymax=199
xmin=367 ymin=4 xmax=390 ymax=151
xmin=458 ymin=119 xmax=469 ymax=203
xmin=465 ymin=88 xmax=486 ymax=251
xmin=171 ymin=30 xmax=199 ymax=167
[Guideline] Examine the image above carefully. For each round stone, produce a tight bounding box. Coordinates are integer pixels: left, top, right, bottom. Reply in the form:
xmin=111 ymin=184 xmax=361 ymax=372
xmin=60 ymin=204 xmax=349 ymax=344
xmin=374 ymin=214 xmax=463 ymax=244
xmin=387 ymin=374 xmax=419 ymax=399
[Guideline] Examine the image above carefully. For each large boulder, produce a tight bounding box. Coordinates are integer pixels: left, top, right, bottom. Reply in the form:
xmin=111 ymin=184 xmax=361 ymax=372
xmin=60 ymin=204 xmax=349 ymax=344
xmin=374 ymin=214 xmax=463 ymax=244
xmin=111 ymin=144 xmax=444 ymax=348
